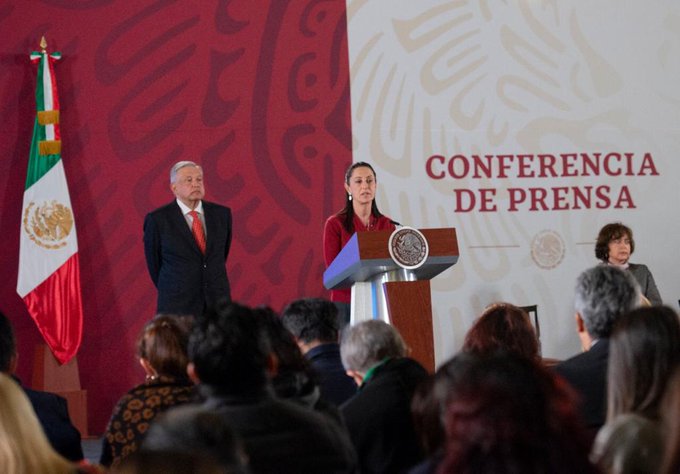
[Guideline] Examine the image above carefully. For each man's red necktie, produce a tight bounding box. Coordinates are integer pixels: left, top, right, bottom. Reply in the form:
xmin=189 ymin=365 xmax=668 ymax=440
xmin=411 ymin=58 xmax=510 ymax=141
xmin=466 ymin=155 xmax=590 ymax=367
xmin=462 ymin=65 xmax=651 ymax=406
xmin=189 ymin=210 xmax=206 ymax=254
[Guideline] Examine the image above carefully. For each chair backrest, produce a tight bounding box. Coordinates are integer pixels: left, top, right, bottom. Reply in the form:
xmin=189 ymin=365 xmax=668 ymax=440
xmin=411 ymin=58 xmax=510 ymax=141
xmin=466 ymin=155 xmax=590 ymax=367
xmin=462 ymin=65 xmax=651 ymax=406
xmin=520 ymin=305 xmax=541 ymax=358
xmin=519 ymin=305 xmax=561 ymax=365
xmin=519 ymin=304 xmax=540 ymax=342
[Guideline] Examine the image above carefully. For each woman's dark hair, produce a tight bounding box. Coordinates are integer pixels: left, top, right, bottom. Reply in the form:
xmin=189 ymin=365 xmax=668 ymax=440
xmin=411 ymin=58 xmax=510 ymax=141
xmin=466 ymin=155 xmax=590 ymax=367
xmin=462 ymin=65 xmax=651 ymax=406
xmin=662 ymin=367 xmax=680 ymax=474
xmin=595 ymin=222 xmax=635 ymax=262
xmin=252 ymin=306 xmax=319 ymax=398
xmin=437 ymin=352 xmax=597 ymax=474
xmin=338 ymin=161 xmax=385 ymax=234
xmin=462 ymin=303 xmax=539 ymax=361
xmin=137 ymin=315 xmax=191 ymax=381
xmin=410 ymin=376 xmax=441 ymax=456
xmin=607 ymin=305 xmax=680 ymax=421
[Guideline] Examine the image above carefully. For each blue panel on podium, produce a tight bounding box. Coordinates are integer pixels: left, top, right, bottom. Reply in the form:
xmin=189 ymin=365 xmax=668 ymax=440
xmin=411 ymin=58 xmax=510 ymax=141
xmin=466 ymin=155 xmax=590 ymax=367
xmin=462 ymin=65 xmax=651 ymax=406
xmin=323 ymin=228 xmax=459 ymax=291
xmin=323 ymin=231 xmax=397 ymax=291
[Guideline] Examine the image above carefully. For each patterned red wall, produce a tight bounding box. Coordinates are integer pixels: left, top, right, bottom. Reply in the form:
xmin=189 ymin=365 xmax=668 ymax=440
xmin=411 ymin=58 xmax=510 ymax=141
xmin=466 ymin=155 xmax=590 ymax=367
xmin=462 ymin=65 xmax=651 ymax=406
xmin=0 ymin=0 xmax=351 ymax=433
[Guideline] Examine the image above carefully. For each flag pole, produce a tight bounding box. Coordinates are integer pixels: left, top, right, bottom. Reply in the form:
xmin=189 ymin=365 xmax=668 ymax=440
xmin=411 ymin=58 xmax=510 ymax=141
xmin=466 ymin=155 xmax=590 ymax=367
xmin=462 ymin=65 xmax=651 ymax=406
xmin=19 ymin=36 xmax=89 ymax=437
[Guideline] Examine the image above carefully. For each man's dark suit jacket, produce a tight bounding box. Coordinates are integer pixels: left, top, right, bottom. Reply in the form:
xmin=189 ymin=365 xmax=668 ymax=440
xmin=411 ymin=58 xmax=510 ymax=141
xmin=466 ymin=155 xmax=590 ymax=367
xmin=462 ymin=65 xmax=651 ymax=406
xmin=554 ymin=339 xmax=609 ymax=437
xmin=305 ymin=343 xmax=357 ymax=406
xmin=203 ymin=388 xmax=358 ymax=473
xmin=144 ymin=200 xmax=232 ymax=316
xmin=23 ymin=385 xmax=84 ymax=461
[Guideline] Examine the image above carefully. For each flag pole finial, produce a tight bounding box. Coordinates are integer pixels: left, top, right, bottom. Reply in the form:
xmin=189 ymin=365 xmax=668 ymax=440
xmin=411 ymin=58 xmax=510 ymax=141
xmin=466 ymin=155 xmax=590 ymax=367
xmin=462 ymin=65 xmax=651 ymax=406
xmin=40 ymin=36 xmax=47 ymax=52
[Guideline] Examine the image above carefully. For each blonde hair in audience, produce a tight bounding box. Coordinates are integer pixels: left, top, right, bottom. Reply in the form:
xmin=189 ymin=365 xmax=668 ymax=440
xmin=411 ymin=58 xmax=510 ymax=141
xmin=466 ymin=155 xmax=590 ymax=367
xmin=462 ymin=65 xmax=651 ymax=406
xmin=0 ymin=373 xmax=74 ymax=474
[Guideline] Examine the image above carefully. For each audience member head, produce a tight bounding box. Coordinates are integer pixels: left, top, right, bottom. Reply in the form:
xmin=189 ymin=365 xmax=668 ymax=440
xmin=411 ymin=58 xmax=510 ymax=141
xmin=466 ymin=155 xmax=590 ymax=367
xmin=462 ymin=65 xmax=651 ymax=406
xmin=591 ymin=414 xmax=664 ymax=474
xmin=573 ymin=265 xmax=639 ymax=341
xmin=188 ymin=302 xmax=270 ymax=396
xmin=595 ymin=222 xmax=635 ymax=263
xmin=607 ymin=306 xmax=680 ymax=421
xmin=0 ymin=311 xmax=17 ymax=373
xmin=0 ymin=373 xmax=74 ymax=474
xmin=252 ymin=305 xmax=318 ymax=398
xmin=340 ymin=320 xmax=406 ymax=375
xmin=662 ymin=367 xmax=680 ymax=474
xmin=137 ymin=315 xmax=191 ymax=383
xmin=410 ymin=375 xmax=442 ymax=456
xmin=111 ymin=450 xmax=227 ymax=474
xmin=141 ymin=405 xmax=249 ymax=473
xmin=281 ymin=298 xmax=340 ymax=347
xmin=462 ymin=302 xmax=539 ymax=361
xmin=437 ymin=352 xmax=597 ymax=474
xmin=412 ymin=355 xmax=491 ymax=458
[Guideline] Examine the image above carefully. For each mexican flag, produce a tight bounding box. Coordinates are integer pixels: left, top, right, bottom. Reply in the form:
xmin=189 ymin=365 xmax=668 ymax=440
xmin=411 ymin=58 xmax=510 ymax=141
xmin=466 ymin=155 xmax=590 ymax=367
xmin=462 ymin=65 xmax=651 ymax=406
xmin=16 ymin=42 xmax=83 ymax=365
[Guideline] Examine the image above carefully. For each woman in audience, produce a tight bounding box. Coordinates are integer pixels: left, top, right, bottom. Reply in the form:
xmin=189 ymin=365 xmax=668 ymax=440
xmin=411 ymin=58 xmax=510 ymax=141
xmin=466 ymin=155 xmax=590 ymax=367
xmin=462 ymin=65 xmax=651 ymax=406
xmin=323 ymin=161 xmax=396 ymax=323
xmin=409 ymin=359 xmax=458 ymax=474
xmin=0 ymin=373 xmax=99 ymax=474
xmin=591 ymin=306 xmax=680 ymax=474
xmin=410 ymin=376 xmax=441 ymax=462
xmin=462 ymin=302 xmax=540 ymax=361
xmin=595 ymin=222 xmax=661 ymax=305
xmin=252 ymin=306 xmax=342 ymax=424
xmin=435 ymin=352 xmax=597 ymax=474
xmin=100 ymin=315 xmax=196 ymax=468
xmin=412 ymin=305 xmax=539 ymax=474
xmin=661 ymin=367 xmax=680 ymax=474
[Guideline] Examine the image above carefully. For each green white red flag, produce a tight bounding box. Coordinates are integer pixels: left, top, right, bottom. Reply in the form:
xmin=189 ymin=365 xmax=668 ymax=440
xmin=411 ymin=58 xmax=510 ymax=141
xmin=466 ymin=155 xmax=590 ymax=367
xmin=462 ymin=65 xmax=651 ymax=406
xmin=16 ymin=40 xmax=83 ymax=364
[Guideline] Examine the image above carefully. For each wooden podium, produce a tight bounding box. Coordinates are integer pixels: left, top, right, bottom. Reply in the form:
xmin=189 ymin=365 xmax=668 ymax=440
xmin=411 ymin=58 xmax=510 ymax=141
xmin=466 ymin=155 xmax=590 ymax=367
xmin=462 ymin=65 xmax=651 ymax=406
xmin=323 ymin=228 xmax=459 ymax=372
xmin=32 ymin=344 xmax=88 ymax=438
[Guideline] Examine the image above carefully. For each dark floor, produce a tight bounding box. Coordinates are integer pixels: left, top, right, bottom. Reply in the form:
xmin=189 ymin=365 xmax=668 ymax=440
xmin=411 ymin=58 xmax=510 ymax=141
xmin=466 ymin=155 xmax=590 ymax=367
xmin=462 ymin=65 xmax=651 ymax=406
xmin=82 ymin=437 xmax=102 ymax=464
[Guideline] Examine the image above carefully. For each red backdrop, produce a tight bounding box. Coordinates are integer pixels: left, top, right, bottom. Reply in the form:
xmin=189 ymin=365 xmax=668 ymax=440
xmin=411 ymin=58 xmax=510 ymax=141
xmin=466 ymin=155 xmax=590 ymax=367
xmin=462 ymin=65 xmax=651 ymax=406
xmin=0 ymin=0 xmax=351 ymax=433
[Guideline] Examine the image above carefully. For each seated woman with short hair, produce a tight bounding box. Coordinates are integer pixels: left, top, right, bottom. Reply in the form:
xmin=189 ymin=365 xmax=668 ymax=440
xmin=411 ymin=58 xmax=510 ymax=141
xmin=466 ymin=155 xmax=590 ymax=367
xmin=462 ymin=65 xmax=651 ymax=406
xmin=595 ymin=222 xmax=662 ymax=305
xmin=100 ymin=315 xmax=196 ymax=468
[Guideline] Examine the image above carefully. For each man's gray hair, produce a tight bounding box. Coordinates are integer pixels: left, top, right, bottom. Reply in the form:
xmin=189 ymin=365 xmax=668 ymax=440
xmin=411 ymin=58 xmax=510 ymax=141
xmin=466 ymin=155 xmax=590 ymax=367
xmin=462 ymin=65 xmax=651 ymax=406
xmin=170 ymin=161 xmax=201 ymax=183
xmin=574 ymin=265 xmax=640 ymax=339
xmin=340 ymin=320 xmax=407 ymax=373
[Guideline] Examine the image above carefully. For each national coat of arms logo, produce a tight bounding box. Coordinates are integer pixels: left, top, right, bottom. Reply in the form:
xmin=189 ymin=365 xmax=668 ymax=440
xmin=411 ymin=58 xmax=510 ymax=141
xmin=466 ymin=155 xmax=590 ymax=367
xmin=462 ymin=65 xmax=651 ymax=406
xmin=23 ymin=200 xmax=74 ymax=249
xmin=388 ymin=227 xmax=429 ymax=270
xmin=530 ymin=229 xmax=565 ymax=270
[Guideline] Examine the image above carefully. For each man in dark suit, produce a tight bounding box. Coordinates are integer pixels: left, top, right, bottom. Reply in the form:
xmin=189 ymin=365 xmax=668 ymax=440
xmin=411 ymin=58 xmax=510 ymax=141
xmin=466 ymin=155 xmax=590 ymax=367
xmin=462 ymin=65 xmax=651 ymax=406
xmin=144 ymin=161 xmax=232 ymax=316
xmin=0 ymin=311 xmax=83 ymax=461
xmin=281 ymin=298 xmax=357 ymax=406
xmin=554 ymin=265 xmax=639 ymax=440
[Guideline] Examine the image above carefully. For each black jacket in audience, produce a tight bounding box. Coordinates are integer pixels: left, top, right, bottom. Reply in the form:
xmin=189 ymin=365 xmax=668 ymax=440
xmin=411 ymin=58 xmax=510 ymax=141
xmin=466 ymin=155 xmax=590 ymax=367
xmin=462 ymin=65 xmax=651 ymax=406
xmin=341 ymin=357 xmax=428 ymax=474
xmin=203 ymin=387 xmax=357 ymax=474
xmin=306 ymin=342 xmax=357 ymax=406
xmin=20 ymin=380 xmax=84 ymax=461
xmin=554 ymin=338 xmax=609 ymax=438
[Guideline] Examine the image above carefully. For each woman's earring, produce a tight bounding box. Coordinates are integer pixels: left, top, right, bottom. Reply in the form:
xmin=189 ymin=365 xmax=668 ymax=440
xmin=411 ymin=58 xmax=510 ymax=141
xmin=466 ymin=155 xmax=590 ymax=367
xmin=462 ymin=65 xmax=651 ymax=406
xmin=348 ymin=193 xmax=352 ymax=201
